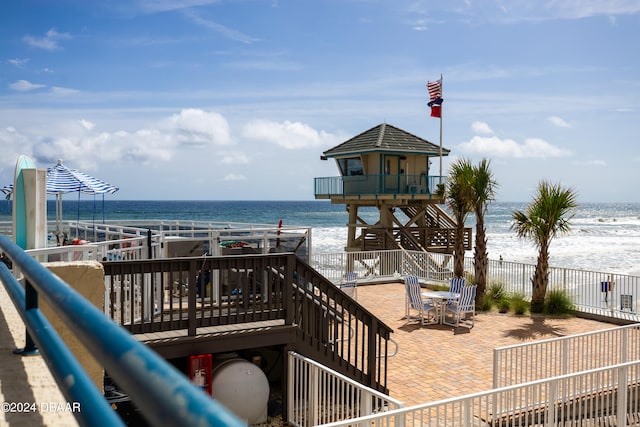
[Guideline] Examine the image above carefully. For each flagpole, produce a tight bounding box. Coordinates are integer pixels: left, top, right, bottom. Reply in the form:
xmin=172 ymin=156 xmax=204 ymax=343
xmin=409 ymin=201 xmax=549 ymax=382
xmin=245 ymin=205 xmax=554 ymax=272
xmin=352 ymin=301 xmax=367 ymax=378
xmin=439 ymin=73 xmax=443 ymax=185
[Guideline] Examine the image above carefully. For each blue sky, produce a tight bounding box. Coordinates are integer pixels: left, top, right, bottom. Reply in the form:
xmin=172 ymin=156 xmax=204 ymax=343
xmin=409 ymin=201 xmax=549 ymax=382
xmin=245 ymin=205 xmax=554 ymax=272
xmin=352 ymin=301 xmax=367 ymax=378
xmin=1 ymin=1 xmax=639 ymax=202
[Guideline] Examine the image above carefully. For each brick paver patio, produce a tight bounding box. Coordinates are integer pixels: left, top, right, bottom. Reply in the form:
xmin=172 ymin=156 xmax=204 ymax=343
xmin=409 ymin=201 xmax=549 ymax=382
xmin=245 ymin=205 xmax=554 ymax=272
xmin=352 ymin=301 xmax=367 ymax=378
xmin=356 ymin=282 xmax=619 ymax=406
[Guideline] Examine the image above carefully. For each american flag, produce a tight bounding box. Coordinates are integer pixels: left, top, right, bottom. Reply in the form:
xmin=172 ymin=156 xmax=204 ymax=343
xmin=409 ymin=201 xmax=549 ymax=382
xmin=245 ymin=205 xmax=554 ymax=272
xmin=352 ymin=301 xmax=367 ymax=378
xmin=427 ymin=79 xmax=442 ymax=100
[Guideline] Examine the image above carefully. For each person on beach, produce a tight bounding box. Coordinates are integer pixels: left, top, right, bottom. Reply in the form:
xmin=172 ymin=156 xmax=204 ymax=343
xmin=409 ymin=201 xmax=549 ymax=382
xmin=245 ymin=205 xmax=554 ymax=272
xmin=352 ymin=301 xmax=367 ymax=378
xmin=602 ymin=275 xmax=615 ymax=303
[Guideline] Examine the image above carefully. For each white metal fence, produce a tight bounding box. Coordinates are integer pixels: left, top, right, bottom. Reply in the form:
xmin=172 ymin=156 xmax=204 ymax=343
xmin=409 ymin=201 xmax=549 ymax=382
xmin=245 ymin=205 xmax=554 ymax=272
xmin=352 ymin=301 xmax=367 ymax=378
xmin=317 ymin=359 xmax=640 ymax=427
xmin=311 ymin=249 xmax=640 ymax=323
xmin=312 ymin=250 xmax=453 ymax=285
xmin=288 ymin=351 xmax=404 ymax=427
xmin=493 ymin=323 xmax=640 ymax=390
xmin=71 ymin=219 xmax=312 ymax=260
xmin=474 ymin=256 xmax=640 ymax=315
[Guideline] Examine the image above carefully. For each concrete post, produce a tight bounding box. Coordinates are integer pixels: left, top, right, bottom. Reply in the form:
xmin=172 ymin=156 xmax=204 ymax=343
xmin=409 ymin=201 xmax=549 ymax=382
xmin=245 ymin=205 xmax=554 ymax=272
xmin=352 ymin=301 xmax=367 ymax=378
xmin=41 ymin=261 xmax=105 ymax=392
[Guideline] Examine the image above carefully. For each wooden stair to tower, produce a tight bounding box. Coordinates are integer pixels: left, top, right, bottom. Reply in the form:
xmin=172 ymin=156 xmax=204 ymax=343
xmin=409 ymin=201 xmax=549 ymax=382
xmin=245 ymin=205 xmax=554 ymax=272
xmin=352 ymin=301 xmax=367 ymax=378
xmin=402 ymin=204 xmax=457 ymax=229
xmin=353 ymin=204 xmax=471 ymax=253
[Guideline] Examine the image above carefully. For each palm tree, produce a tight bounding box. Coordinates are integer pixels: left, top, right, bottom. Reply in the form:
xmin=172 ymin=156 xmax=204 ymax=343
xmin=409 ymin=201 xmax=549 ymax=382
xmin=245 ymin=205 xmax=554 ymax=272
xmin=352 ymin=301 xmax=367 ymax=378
xmin=471 ymin=159 xmax=498 ymax=303
xmin=446 ymin=159 xmax=474 ymax=278
xmin=511 ymin=181 xmax=577 ymax=313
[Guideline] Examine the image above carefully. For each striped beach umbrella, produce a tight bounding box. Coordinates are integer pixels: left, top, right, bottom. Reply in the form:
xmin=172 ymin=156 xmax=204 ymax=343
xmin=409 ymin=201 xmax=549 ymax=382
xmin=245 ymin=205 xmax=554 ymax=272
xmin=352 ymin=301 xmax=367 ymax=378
xmin=46 ymin=159 xmax=118 ymax=195
xmin=2 ymin=160 xmax=118 ymax=233
xmin=46 ymin=160 xmax=118 ymax=232
xmin=1 ymin=184 xmax=13 ymax=200
xmin=2 ymin=160 xmax=118 ymax=196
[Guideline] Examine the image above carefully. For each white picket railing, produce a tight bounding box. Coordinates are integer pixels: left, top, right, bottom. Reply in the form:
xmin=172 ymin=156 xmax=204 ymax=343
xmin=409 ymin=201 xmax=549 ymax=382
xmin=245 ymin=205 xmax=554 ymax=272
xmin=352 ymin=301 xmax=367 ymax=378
xmin=312 ymin=250 xmax=453 ymax=284
xmin=311 ymin=249 xmax=640 ymax=323
xmin=287 ymin=352 xmax=404 ymax=427
xmin=317 ymin=359 xmax=640 ymax=427
xmin=493 ymin=323 xmax=640 ymax=390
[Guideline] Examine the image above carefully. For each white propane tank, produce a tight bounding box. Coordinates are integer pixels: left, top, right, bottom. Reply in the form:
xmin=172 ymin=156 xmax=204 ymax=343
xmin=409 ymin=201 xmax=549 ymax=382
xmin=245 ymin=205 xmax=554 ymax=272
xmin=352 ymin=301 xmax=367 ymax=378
xmin=211 ymin=358 xmax=270 ymax=424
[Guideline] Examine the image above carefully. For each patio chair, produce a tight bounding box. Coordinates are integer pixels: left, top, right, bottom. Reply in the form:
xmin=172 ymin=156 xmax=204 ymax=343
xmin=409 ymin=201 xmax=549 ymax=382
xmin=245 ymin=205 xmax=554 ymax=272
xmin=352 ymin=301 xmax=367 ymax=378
xmin=443 ymin=284 xmax=477 ymax=329
xmin=404 ymin=276 xmax=439 ymax=325
xmin=445 ymin=277 xmax=465 ymax=307
xmin=449 ymin=277 xmax=466 ymax=294
xmin=339 ymin=271 xmax=358 ymax=300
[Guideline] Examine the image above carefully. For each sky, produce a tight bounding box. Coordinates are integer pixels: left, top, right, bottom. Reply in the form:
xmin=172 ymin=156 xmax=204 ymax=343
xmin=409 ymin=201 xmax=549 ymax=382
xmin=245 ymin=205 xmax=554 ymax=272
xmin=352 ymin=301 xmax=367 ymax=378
xmin=1 ymin=0 xmax=639 ymax=203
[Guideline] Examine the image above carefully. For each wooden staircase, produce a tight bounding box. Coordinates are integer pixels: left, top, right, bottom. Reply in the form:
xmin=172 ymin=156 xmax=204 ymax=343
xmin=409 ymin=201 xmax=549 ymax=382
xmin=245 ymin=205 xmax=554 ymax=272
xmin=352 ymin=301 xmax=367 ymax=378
xmin=358 ymin=204 xmax=470 ymax=254
xmin=103 ymin=254 xmax=393 ymax=393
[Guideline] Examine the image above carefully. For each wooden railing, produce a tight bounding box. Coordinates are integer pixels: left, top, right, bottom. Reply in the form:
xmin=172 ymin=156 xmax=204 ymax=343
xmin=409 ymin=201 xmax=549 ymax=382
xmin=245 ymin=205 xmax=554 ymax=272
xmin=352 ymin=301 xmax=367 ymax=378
xmin=102 ymin=253 xmax=393 ymax=392
xmin=361 ymin=226 xmax=471 ymax=252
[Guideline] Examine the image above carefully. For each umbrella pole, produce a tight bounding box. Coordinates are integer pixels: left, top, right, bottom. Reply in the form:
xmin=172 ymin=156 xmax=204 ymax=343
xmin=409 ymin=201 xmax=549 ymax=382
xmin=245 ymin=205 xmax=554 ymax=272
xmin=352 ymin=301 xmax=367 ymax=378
xmin=56 ymin=193 xmax=63 ymax=246
xmin=76 ymin=191 xmax=80 ymax=238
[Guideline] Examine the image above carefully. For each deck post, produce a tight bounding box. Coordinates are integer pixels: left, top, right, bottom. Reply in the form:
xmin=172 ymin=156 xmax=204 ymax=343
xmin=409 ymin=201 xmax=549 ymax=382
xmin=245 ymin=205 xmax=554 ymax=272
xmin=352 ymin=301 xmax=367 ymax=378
xmin=188 ymin=260 xmax=198 ymax=336
xmin=367 ymin=317 xmax=378 ymax=390
xmin=285 ymin=254 xmax=295 ymax=326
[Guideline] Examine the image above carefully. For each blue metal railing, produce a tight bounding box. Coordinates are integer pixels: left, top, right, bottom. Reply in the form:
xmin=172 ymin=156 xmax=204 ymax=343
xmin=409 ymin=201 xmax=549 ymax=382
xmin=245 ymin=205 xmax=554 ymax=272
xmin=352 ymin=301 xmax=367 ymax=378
xmin=0 ymin=234 xmax=246 ymax=427
xmin=314 ymin=174 xmax=446 ymax=197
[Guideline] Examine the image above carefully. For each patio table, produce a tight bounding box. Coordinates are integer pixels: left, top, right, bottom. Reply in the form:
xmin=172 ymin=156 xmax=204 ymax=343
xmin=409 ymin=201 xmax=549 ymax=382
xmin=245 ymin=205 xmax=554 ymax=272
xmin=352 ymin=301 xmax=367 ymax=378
xmin=421 ymin=290 xmax=460 ymax=324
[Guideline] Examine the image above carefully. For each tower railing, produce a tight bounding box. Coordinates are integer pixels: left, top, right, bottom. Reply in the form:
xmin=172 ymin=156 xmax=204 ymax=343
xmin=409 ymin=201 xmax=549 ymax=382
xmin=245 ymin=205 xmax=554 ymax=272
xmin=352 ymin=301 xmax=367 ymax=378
xmin=314 ymin=174 xmax=446 ymax=197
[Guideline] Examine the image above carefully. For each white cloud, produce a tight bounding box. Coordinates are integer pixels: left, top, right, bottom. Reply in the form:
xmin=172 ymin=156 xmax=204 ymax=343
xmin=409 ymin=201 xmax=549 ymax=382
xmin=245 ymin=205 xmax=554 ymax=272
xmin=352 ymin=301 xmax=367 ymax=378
xmin=223 ymin=173 xmax=248 ymax=181
xmin=470 ymin=121 xmax=493 ymax=135
xmin=23 ymin=28 xmax=71 ymax=51
xmin=163 ymin=109 xmax=233 ymax=147
xmin=575 ymin=159 xmax=607 ymax=167
xmin=9 ymin=80 xmax=46 ymax=91
xmin=0 ymin=127 xmax=33 ymax=169
xmin=219 ymin=151 xmax=250 ymax=165
xmin=79 ymin=119 xmax=95 ymax=131
xmin=411 ymin=19 xmax=429 ymax=31
xmin=243 ymin=119 xmax=344 ymax=150
xmin=547 ymin=116 xmax=571 ymax=128
xmin=51 ymin=86 xmax=80 ymax=95
xmin=182 ymin=9 xmax=259 ymax=44
xmin=458 ymin=135 xmax=572 ymax=158
xmin=546 ymin=0 xmax=640 ymax=20
xmin=0 ymin=109 xmax=235 ymax=171
xmin=460 ymin=121 xmax=572 ymax=158
xmin=8 ymin=58 xmax=29 ymax=67
xmin=137 ymin=0 xmax=222 ymax=13
xmin=224 ymin=60 xmax=302 ymax=71
xmin=422 ymin=0 xmax=640 ymax=24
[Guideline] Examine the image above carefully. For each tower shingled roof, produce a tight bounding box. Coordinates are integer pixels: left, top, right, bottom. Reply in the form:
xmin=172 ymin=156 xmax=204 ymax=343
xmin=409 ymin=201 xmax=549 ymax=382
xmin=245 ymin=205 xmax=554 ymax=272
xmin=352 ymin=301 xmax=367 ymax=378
xmin=322 ymin=123 xmax=449 ymax=158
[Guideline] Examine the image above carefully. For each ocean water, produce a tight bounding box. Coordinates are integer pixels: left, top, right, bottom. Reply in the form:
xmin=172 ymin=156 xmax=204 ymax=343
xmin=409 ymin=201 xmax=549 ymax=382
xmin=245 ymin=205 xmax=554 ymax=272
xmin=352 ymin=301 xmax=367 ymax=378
xmin=1 ymin=199 xmax=639 ymax=275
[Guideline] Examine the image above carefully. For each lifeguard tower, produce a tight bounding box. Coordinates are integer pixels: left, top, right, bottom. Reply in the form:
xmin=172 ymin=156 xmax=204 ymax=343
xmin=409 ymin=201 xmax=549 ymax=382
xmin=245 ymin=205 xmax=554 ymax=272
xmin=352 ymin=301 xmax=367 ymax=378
xmin=314 ymin=123 xmax=470 ymax=256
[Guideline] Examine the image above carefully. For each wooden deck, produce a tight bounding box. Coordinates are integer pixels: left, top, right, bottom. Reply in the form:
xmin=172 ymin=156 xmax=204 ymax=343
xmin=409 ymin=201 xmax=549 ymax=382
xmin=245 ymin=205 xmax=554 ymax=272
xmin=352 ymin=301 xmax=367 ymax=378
xmin=134 ymin=319 xmax=295 ymax=359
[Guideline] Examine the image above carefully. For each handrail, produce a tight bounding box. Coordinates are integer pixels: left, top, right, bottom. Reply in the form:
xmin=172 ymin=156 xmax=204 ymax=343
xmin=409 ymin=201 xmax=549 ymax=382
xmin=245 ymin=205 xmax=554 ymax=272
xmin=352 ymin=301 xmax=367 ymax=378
xmin=0 ymin=252 xmax=124 ymax=426
xmin=493 ymin=323 xmax=640 ymax=389
xmin=317 ymin=358 xmax=640 ymax=427
xmin=102 ymin=253 xmax=393 ymax=392
xmin=288 ymin=351 xmax=403 ymax=427
xmin=0 ymin=234 xmax=245 ymax=427
xmin=290 ymin=256 xmax=393 ymax=392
